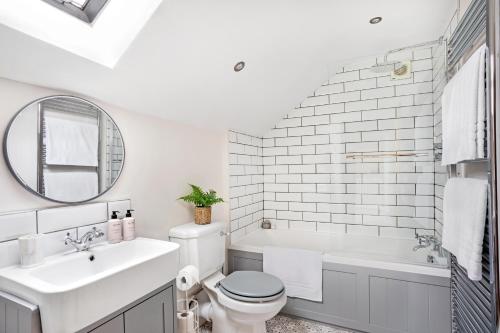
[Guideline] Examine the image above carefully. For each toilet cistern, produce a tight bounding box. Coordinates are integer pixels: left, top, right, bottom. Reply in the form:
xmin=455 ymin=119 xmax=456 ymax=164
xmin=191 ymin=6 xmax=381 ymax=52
xmin=169 ymin=222 xmax=287 ymax=333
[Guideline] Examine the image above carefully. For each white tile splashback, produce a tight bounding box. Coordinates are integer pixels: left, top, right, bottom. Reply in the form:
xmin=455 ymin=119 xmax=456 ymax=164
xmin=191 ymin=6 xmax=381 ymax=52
xmin=0 ymin=211 xmax=36 ymax=242
xmin=0 ymin=240 xmax=20 ymax=268
xmin=37 ymin=203 xmax=108 ymax=233
xmin=0 ymin=199 xmax=131 ymax=268
xmin=43 ymin=229 xmax=78 ymax=257
xmin=77 ymin=222 xmax=108 ymax=243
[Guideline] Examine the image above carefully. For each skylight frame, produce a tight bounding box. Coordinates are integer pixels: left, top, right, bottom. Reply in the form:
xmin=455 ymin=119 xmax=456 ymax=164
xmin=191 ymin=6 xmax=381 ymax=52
xmin=70 ymin=0 xmax=89 ymax=9
xmin=0 ymin=0 xmax=164 ymax=68
xmin=41 ymin=0 xmax=109 ymax=24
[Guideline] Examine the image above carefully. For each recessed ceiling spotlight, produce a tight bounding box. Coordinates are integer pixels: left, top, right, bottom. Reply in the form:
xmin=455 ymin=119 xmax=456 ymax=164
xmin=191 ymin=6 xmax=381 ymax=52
xmin=369 ymin=17 xmax=383 ymax=24
xmin=234 ymin=61 xmax=245 ymax=72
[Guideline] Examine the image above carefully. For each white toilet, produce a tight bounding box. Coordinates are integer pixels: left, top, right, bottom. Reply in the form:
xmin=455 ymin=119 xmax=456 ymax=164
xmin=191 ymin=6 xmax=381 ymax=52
xmin=169 ymin=222 xmax=287 ymax=333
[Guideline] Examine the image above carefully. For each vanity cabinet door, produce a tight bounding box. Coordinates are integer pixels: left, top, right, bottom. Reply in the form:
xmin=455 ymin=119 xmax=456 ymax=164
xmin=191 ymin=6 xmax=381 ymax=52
xmin=124 ymin=287 xmax=175 ymax=333
xmin=89 ymin=315 xmax=124 ymax=333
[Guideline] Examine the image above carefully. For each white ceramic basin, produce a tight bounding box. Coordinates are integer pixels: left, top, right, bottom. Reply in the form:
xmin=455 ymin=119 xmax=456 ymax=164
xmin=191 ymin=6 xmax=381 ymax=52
xmin=0 ymin=237 xmax=179 ymax=333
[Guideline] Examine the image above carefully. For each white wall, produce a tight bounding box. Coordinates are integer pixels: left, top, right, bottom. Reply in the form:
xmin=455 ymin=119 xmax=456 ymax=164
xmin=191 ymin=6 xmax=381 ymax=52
xmin=0 ymin=78 xmax=229 ymax=240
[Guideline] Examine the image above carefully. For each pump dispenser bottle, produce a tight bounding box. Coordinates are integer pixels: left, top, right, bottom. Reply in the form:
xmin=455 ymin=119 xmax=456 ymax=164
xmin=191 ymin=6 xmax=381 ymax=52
xmin=122 ymin=209 xmax=136 ymax=241
xmin=107 ymin=210 xmax=123 ymax=244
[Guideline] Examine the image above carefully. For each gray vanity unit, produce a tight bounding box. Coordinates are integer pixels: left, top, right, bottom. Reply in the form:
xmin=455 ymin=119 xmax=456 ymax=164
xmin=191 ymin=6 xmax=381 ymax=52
xmin=228 ymin=249 xmax=451 ymax=333
xmin=0 ymin=281 xmax=176 ymax=333
xmin=0 ymin=291 xmax=42 ymax=333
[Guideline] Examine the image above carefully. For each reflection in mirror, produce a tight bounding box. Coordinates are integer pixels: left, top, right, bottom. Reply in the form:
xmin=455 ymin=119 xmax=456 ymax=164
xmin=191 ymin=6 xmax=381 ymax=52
xmin=4 ymin=96 xmax=125 ymax=203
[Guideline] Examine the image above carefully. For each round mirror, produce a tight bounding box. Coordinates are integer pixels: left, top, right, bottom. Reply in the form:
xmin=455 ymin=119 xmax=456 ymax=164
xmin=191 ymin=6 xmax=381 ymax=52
xmin=3 ymin=96 xmax=125 ymax=203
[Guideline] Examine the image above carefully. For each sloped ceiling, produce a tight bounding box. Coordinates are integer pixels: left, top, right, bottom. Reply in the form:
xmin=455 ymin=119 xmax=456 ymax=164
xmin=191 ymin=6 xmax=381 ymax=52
xmin=0 ymin=0 xmax=455 ymax=136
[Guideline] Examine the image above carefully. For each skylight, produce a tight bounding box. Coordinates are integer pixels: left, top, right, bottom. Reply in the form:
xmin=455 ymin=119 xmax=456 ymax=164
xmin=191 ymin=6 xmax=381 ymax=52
xmin=0 ymin=0 xmax=163 ymax=68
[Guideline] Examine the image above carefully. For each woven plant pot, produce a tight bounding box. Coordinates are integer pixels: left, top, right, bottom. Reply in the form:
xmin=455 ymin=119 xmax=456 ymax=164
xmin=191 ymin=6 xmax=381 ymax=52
xmin=194 ymin=207 xmax=212 ymax=225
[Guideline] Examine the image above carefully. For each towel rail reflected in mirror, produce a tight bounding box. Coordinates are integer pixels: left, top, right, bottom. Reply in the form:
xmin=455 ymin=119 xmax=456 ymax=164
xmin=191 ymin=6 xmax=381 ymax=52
xmin=2 ymin=95 xmax=125 ymax=203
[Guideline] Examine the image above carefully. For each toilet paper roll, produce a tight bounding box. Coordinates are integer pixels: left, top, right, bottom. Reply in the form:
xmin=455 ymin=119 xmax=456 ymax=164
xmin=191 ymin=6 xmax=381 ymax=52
xmin=177 ymin=311 xmax=195 ymax=333
xmin=176 ymin=265 xmax=200 ymax=291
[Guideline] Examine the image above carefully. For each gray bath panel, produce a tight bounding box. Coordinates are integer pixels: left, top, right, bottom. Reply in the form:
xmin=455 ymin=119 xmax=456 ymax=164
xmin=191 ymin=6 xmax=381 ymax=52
xmin=368 ymin=277 xmax=450 ymax=333
xmin=228 ymin=249 xmax=451 ymax=333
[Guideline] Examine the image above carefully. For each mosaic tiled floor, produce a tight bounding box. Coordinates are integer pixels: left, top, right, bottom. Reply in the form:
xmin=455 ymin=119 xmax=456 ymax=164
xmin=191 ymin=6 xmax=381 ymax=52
xmin=200 ymin=314 xmax=355 ymax=333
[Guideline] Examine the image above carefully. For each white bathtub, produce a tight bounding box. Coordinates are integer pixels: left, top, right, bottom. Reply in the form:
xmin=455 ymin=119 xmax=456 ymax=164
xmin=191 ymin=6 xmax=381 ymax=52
xmin=230 ymin=229 xmax=450 ymax=278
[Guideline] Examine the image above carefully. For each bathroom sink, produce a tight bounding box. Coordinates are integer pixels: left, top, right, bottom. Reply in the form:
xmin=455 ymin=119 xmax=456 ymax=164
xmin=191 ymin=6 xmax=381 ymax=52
xmin=0 ymin=237 xmax=179 ymax=333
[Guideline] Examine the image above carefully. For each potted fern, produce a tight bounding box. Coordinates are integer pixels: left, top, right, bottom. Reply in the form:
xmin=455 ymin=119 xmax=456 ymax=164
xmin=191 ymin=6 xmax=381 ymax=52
xmin=179 ymin=184 xmax=224 ymax=225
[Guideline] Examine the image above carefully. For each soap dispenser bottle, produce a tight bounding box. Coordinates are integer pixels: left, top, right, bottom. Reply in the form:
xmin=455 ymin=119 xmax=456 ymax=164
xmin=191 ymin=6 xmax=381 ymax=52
xmin=122 ymin=209 xmax=136 ymax=241
xmin=107 ymin=211 xmax=123 ymax=244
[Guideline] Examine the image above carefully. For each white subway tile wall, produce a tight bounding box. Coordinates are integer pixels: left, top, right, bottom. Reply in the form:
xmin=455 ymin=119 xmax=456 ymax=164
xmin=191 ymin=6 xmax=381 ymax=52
xmin=0 ymin=240 xmax=20 ymax=268
xmin=261 ymin=46 xmax=438 ymax=237
xmin=0 ymin=199 xmax=131 ymax=268
xmin=228 ymin=131 xmax=264 ymax=240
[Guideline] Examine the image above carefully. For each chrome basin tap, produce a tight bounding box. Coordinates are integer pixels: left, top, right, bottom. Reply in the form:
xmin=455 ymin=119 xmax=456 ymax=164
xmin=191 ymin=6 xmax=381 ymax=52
xmin=64 ymin=227 xmax=105 ymax=252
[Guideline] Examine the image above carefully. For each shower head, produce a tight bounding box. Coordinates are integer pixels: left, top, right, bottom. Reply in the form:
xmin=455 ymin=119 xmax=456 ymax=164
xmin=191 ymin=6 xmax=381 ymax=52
xmin=370 ymin=37 xmax=443 ymax=74
xmin=370 ymin=60 xmax=411 ymax=77
xmin=370 ymin=60 xmax=401 ymax=73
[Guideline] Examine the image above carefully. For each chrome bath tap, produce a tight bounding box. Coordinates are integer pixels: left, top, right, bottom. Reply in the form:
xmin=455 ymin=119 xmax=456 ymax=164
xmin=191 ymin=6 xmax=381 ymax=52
xmin=64 ymin=227 xmax=105 ymax=252
xmin=413 ymin=234 xmax=432 ymax=251
xmin=413 ymin=234 xmax=445 ymax=257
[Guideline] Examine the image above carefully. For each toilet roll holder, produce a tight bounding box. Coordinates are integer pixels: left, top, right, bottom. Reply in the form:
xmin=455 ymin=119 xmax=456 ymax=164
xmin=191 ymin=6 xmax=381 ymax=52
xmin=177 ymin=297 xmax=200 ymax=333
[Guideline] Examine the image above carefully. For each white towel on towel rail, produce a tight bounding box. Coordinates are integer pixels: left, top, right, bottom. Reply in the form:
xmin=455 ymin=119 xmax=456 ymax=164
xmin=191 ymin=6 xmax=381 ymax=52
xmin=45 ymin=114 xmax=99 ymax=167
xmin=263 ymin=246 xmax=322 ymax=302
xmin=441 ymin=44 xmax=487 ymax=165
xmin=442 ymin=177 xmax=488 ymax=281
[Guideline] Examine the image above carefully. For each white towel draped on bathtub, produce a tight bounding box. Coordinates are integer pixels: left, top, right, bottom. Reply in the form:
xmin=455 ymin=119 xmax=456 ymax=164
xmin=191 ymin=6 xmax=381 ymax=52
xmin=442 ymin=177 xmax=488 ymax=281
xmin=441 ymin=44 xmax=488 ymax=165
xmin=263 ymin=246 xmax=322 ymax=302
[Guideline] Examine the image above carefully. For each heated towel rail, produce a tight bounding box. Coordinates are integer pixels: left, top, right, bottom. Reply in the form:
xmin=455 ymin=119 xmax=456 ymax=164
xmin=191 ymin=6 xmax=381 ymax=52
xmin=446 ymin=0 xmax=499 ymax=332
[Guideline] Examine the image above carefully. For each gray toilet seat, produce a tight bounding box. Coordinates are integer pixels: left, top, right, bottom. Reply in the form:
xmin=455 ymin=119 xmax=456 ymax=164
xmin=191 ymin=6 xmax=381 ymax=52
xmin=218 ymin=271 xmax=285 ymax=303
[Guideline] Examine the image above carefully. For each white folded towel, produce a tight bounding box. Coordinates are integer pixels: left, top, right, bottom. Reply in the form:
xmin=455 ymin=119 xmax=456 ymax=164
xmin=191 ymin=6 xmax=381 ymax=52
xmin=442 ymin=178 xmax=488 ymax=281
xmin=476 ymin=45 xmax=488 ymax=158
xmin=263 ymin=246 xmax=322 ymax=302
xmin=44 ymin=170 xmax=98 ymax=202
xmin=45 ymin=114 xmax=99 ymax=167
xmin=441 ymin=44 xmax=487 ymax=165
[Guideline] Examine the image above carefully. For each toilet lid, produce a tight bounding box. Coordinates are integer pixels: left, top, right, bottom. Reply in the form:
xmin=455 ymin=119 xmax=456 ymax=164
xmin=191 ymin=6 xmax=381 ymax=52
xmin=218 ymin=271 xmax=285 ymax=302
